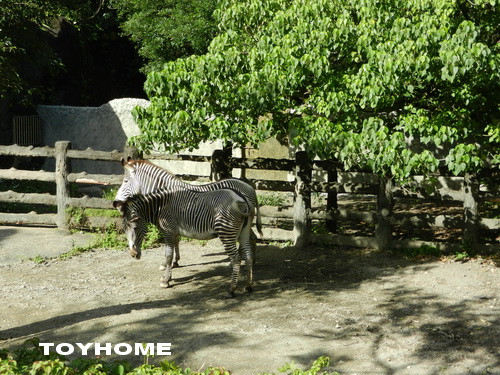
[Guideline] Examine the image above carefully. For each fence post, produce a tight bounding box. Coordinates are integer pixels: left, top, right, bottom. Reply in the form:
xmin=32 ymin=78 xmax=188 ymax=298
xmin=123 ymin=145 xmax=142 ymax=160
xmin=375 ymin=176 xmax=393 ymax=250
xmin=463 ymin=172 xmax=479 ymax=247
xmin=293 ymin=151 xmax=312 ymax=248
xmin=211 ymin=147 xmax=233 ymax=180
xmin=326 ymin=169 xmax=338 ymax=233
xmin=55 ymin=141 xmax=71 ymax=230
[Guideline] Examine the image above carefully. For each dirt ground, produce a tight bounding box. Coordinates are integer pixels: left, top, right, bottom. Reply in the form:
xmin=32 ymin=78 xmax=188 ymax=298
xmin=0 ymin=227 xmax=499 ymax=375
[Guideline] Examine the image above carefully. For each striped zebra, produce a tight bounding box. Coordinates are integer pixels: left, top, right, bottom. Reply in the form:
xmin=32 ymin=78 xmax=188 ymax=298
xmin=113 ymin=187 xmax=253 ymax=297
xmin=114 ymin=157 xmax=262 ymax=269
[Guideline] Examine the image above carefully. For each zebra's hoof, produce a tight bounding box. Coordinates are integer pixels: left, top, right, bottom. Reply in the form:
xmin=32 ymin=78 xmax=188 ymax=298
xmin=159 ymin=281 xmax=170 ymax=288
xmin=245 ymin=285 xmax=253 ymax=293
xmin=173 ymin=262 xmax=179 ymax=268
xmin=224 ymin=290 xmax=236 ymax=298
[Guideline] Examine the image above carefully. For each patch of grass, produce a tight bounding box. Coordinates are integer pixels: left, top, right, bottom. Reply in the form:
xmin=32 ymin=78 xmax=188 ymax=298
xmin=85 ymin=208 xmax=121 ymax=218
xmin=67 ymin=207 xmax=90 ymax=230
xmin=454 ymin=250 xmax=471 ymax=261
xmin=56 ymin=223 xmax=163 ymax=261
xmin=395 ymin=244 xmax=441 ymax=259
xmin=311 ymin=221 xmax=330 ymax=235
xmin=258 ymin=192 xmax=288 ymax=207
xmin=143 ymin=224 xmax=163 ymax=249
xmin=102 ymin=187 xmax=118 ymax=201
xmin=58 ymin=224 xmax=127 ymax=260
xmin=28 ymin=255 xmax=48 ymax=264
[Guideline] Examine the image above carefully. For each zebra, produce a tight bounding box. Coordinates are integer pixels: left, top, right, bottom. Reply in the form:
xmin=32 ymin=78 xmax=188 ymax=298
xmin=113 ymin=187 xmax=253 ymax=297
xmin=114 ymin=157 xmax=262 ymax=269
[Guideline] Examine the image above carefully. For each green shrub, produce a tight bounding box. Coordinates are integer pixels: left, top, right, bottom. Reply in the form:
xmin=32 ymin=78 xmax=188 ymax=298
xmin=0 ymin=339 xmax=337 ymax=375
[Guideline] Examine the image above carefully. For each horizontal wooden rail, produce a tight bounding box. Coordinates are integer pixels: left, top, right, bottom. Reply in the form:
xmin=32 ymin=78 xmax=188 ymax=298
xmin=67 ymin=172 xmax=123 ymax=185
xmin=0 ymin=142 xmax=498 ymax=251
xmin=0 ymin=144 xmax=55 ymax=158
xmin=68 ymin=196 xmax=112 ymax=210
xmin=67 ymin=148 xmax=123 ymax=161
xmin=0 ymin=168 xmax=55 ymax=182
xmin=0 ymin=212 xmax=56 ymax=225
xmin=0 ymin=190 xmax=56 ymax=206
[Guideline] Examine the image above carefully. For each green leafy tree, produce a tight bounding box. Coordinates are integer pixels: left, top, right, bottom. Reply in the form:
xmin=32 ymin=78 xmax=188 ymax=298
xmin=111 ymin=0 xmax=219 ymax=72
xmin=0 ymin=0 xmax=61 ymax=102
xmin=132 ymin=0 xmax=499 ymax=181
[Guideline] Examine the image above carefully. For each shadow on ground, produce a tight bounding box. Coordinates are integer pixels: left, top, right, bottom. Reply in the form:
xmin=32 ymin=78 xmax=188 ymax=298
xmin=1 ymin=240 xmax=498 ymax=374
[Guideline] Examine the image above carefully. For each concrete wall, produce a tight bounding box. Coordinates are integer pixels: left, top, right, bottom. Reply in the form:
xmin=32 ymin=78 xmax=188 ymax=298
xmin=37 ymin=98 xmax=148 ymax=174
xmin=36 ymin=97 xmax=292 ymax=181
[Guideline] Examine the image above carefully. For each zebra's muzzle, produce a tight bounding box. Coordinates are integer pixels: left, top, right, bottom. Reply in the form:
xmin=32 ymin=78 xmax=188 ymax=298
xmin=129 ymin=245 xmax=141 ymax=260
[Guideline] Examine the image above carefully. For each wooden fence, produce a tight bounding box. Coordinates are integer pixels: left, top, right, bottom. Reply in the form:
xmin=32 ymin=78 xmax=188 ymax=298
xmin=0 ymin=141 xmax=499 ymax=252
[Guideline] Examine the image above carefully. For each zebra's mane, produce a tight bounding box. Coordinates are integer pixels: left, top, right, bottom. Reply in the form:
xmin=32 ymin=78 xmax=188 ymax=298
xmin=121 ymin=191 xmax=148 ymax=214
xmin=120 ymin=198 xmax=134 ymax=226
xmin=131 ymin=159 xmax=177 ymax=175
xmin=130 ymin=159 xmax=183 ymax=182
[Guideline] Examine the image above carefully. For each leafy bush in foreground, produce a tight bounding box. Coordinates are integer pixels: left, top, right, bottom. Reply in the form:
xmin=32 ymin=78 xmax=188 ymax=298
xmin=0 ymin=339 xmax=336 ymax=375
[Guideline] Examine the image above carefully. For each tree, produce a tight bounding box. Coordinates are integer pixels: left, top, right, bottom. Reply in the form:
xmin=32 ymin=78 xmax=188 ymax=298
xmin=0 ymin=0 xmax=138 ymax=106
xmin=0 ymin=0 xmax=63 ymax=103
xmin=110 ymin=0 xmax=219 ymax=73
xmin=131 ymin=0 xmax=500 ymax=181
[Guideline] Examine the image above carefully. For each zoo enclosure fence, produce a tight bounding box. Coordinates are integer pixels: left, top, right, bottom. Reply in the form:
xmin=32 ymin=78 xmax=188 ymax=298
xmin=0 ymin=141 xmax=498 ymax=252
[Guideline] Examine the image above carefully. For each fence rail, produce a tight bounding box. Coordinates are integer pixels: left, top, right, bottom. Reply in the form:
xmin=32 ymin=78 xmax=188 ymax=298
xmin=1 ymin=141 xmax=499 ymax=252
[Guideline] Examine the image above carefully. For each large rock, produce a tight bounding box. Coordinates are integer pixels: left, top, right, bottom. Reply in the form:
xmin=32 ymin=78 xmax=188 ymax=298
xmin=37 ymin=98 xmax=149 ymax=174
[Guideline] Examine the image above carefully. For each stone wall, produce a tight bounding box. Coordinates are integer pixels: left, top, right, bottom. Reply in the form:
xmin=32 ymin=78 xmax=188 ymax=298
xmin=36 ymin=97 xmax=292 ymax=181
xmin=37 ymin=98 xmax=148 ymax=174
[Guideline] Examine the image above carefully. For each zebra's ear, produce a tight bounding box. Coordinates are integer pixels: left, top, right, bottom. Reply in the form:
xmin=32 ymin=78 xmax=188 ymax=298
xmin=113 ymin=200 xmax=126 ymax=215
xmin=121 ymin=158 xmax=135 ymax=173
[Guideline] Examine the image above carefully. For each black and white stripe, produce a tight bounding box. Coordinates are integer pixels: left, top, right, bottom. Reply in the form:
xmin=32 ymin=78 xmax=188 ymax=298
xmin=114 ymin=158 xmax=261 ymax=268
xmin=118 ymin=187 xmax=253 ymax=297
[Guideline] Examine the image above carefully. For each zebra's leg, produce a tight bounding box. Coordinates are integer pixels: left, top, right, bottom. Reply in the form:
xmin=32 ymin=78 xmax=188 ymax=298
xmin=239 ymin=221 xmax=254 ymax=293
xmin=173 ymin=236 xmax=180 ymax=268
xmin=220 ymin=238 xmax=241 ymax=298
xmin=160 ymin=236 xmax=180 ymax=270
xmin=160 ymin=239 xmax=176 ymax=288
xmin=159 ymin=259 xmax=166 ymax=271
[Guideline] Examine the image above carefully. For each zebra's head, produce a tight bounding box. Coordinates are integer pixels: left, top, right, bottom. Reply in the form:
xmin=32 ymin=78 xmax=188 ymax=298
xmin=113 ymin=157 xmax=142 ymax=212
xmin=114 ymin=198 xmax=147 ymax=260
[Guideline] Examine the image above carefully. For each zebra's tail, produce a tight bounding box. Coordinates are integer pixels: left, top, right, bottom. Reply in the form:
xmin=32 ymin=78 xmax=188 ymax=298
xmin=255 ymin=202 xmax=263 ymax=237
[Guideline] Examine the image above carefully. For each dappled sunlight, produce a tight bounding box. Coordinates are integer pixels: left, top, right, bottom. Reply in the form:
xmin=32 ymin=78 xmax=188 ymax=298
xmin=0 ymin=240 xmax=498 ymax=374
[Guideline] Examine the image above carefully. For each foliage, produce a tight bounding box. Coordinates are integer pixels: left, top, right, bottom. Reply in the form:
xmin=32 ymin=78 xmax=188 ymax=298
xmin=110 ymin=0 xmax=219 ymax=72
xmin=1 ymin=0 xmax=143 ymax=106
xmin=258 ymin=192 xmax=288 ymax=207
xmin=396 ymin=244 xmax=442 ymax=259
xmin=143 ymin=224 xmax=163 ymax=249
xmin=57 ymin=224 xmax=127 ymax=260
xmin=0 ymin=0 xmax=102 ymax=104
xmin=454 ymin=250 xmax=472 ymax=261
xmin=67 ymin=207 xmax=91 ymax=231
xmin=0 ymin=339 xmax=335 ymax=375
xmin=275 ymin=356 xmax=334 ymax=375
xmin=132 ymin=0 xmax=500 ymax=182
